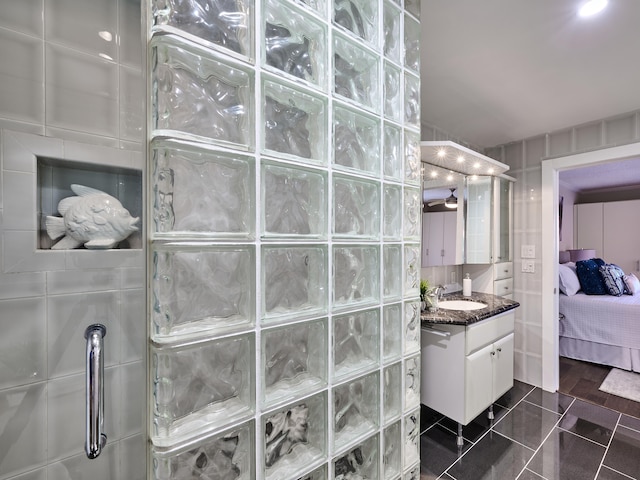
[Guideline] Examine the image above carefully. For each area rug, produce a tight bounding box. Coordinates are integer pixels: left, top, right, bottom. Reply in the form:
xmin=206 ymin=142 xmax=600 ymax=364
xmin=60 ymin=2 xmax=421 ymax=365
xmin=599 ymin=368 xmax=640 ymax=402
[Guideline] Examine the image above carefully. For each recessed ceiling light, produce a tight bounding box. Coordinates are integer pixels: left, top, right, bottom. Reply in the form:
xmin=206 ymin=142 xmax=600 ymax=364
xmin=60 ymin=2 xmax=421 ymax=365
xmin=578 ymin=0 xmax=608 ymax=17
xmin=437 ymin=149 xmax=446 ymax=158
xmin=457 ymin=155 xmax=465 ymax=163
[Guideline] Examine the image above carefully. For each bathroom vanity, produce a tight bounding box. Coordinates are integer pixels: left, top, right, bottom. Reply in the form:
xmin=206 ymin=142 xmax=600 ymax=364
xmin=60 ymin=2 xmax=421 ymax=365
xmin=420 ymin=293 xmax=520 ymax=442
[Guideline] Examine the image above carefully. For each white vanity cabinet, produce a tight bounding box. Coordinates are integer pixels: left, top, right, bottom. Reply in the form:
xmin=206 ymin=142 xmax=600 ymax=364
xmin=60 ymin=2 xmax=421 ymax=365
xmin=420 ymin=311 xmax=515 ymax=426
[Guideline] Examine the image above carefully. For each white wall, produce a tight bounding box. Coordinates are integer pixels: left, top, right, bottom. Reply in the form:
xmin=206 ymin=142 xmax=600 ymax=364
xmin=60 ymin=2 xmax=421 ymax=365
xmin=0 ymin=1 xmax=145 ymax=478
xmin=486 ymin=110 xmax=640 ymax=388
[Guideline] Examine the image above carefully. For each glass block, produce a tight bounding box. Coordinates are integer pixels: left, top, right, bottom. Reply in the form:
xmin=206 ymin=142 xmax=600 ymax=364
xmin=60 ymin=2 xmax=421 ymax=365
xmin=262 ymin=245 xmax=328 ymax=322
xmin=404 ymin=465 xmax=420 ymax=480
xmin=384 ymin=62 xmax=402 ymax=121
xmin=152 ymin=244 xmax=254 ymax=343
xmin=383 ymin=123 xmax=402 ymax=180
xmin=404 ymin=301 xmax=420 ymax=355
xmin=263 ymin=78 xmax=327 ymax=163
xmin=333 ymin=0 xmax=379 ymax=47
xmin=151 ymin=34 xmax=254 ymax=150
xmin=151 ymin=333 xmax=255 ymax=446
xmin=151 ymin=139 xmax=254 ymax=239
xmin=151 ymin=0 xmax=253 ymax=59
xmin=383 ymin=363 xmax=401 ymax=422
xmin=404 ymin=245 xmax=419 ymax=298
xmin=263 ymin=392 xmax=327 ymax=479
xmin=333 ymin=434 xmax=379 ymax=479
xmin=264 ymin=0 xmax=328 ymax=89
xmin=151 ymin=420 xmax=255 ymax=480
xmin=333 ymin=174 xmax=380 ymax=239
xmin=333 ymin=309 xmax=380 ymax=381
xmin=404 ymin=72 xmax=420 ymax=127
xmin=382 ymin=305 xmax=402 ymax=363
xmin=333 ymin=245 xmax=380 ymax=311
xmin=403 ymin=187 xmax=421 ymax=240
xmin=383 ymin=422 xmax=401 ymax=479
xmin=383 ymin=1 xmax=401 ymax=62
xmin=333 ymin=104 xmax=381 ymax=176
xmin=262 ymin=319 xmax=328 ymax=407
xmin=405 ymin=0 xmax=420 ymax=19
xmin=383 ymin=184 xmax=402 ymax=239
xmin=404 ymin=130 xmax=420 ymax=185
xmin=298 ymin=464 xmax=328 ymax=480
xmin=262 ymin=161 xmax=327 ymax=238
xmin=383 ymin=245 xmax=402 ymax=300
xmin=293 ymin=0 xmax=326 ymax=16
xmin=405 ymin=355 xmax=420 ymax=411
xmin=333 ymin=33 xmax=380 ymax=112
xmin=404 ymin=14 xmax=420 ymax=73
xmin=404 ymin=410 xmax=420 ymax=467
xmin=333 ymin=372 xmax=379 ymax=451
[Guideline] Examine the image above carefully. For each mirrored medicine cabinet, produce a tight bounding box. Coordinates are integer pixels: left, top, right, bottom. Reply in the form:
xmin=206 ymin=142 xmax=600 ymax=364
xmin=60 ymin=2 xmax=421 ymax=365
xmin=421 ymin=141 xmax=513 ymax=267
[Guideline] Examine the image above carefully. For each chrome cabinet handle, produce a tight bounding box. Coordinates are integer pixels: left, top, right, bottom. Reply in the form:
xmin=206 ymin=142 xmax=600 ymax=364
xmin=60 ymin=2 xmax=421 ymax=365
xmin=85 ymin=324 xmax=107 ymax=459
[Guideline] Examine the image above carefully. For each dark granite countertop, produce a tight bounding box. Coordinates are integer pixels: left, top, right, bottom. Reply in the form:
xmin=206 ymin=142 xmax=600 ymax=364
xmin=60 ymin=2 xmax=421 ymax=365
xmin=421 ymin=292 xmax=520 ymax=326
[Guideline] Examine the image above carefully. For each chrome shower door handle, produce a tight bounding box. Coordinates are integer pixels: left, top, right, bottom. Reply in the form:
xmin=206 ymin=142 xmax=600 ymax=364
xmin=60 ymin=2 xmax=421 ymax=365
xmin=85 ymin=324 xmax=107 ymax=459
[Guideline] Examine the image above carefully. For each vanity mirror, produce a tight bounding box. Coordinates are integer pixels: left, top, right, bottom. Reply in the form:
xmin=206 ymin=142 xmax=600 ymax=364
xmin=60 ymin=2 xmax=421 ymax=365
xmin=421 ymin=141 xmax=511 ymax=266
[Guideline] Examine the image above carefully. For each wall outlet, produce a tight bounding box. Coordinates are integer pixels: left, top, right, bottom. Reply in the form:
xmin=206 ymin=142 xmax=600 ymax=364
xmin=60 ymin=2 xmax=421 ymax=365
xmin=521 ymin=245 xmax=536 ymax=258
xmin=522 ymin=260 xmax=535 ymax=273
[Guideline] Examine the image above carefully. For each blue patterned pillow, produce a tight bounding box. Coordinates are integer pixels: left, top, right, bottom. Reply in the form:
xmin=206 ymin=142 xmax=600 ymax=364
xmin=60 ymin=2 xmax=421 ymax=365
xmin=599 ymin=264 xmax=627 ymax=296
xmin=575 ymin=258 xmax=607 ymax=295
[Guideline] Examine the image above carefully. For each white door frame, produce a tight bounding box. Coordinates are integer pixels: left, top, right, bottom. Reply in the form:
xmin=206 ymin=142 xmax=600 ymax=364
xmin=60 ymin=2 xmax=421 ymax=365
xmin=541 ymin=141 xmax=640 ymax=392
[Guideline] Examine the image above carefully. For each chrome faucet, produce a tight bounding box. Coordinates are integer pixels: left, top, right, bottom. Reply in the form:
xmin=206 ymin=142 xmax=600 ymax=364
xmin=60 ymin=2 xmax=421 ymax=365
xmin=427 ymin=285 xmax=445 ymax=311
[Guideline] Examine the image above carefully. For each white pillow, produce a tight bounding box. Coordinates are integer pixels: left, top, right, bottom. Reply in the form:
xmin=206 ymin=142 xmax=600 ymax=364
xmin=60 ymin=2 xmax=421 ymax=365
xmin=623 ymin=273 xmax=640 ymax=295
xmin=559 ymin=263 xmax=581 ymax=296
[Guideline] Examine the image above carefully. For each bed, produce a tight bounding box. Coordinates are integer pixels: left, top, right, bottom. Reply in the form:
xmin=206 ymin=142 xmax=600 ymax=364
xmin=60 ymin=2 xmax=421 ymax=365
xmin=559 ymin=292 xmax=640 ymax=372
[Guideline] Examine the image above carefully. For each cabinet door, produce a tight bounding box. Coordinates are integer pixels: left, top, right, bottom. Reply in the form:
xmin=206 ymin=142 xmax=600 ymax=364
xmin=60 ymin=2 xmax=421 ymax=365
xmin=423 ymin=212 xmax=444 ymax=266
xmin=574 ymin=203 xmax=603 ymax=257
xmin=493 ymin=333 xmax=514 ymax=399
xmin=603 ymin=200 xmax=640 ymax=273
xmin=464 ymin=343 xmax=493 ymax=424
xmin=442 ymin=211 xmax=457 ymax=265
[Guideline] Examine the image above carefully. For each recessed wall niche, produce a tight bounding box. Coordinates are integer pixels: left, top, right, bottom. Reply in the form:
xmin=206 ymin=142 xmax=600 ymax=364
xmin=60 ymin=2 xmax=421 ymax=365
xmin=37 ymin=157 xmax=142 ymax=250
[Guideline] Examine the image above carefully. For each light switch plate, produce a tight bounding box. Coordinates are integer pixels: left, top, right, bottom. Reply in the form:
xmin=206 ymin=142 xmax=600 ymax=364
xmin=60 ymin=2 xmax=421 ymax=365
xmin=521 ymin=245 xmax=535 ymax=258
xmin=522 ymin=260 xmax=535 ymax=273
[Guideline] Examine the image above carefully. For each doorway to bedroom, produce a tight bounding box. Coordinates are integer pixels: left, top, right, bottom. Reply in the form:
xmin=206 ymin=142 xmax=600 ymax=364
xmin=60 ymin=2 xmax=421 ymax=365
xmin=541 ymin=141 xmax=640 ymax=417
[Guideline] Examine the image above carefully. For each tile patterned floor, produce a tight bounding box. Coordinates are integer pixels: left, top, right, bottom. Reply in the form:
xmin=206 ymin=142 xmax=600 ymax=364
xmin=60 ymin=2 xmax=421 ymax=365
xmin=420 ymin=381 xmax=640 ymax=480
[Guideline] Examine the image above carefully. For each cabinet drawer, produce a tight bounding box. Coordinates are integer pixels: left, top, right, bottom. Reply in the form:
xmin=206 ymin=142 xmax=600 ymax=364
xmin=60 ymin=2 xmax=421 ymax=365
xmin=494 ymin=278 xmax=514 ymax=297
xmin=493 ymin=262 xmax=513 ymax=280
xmin=465 ymin=311 xmax=514 ymax=355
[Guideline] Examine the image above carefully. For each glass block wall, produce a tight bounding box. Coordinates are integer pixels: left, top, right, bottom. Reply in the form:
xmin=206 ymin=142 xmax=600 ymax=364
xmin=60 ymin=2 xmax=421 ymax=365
xmin=146 ymin=0 xmax=421 ymax=478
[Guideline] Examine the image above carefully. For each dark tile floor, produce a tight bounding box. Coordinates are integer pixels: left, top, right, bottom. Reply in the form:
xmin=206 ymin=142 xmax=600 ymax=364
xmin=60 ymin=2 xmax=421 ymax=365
xmin=420 ymin=380 xmax=640 ymax=480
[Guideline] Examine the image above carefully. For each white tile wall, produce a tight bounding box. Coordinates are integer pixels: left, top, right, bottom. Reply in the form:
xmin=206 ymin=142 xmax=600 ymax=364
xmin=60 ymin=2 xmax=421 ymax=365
xmin=0 ymin=384 xmax=47 ymax=477
xmin=45 ymin=0 xmax=118 ymax=59
xmin=0 ymin=0 xmax=43 ymax=36
xmin=0 ymin=0 xmax=144 ymax=478
xmin=0 ymin=29 xmax=44 ymax=125
xmin=45 ymin=43 xmax=119 ymax=137
xmin=47 ymin=291 xmax=121 ymax=378
xmin=0 ymin=297 xmax=47 ymax=389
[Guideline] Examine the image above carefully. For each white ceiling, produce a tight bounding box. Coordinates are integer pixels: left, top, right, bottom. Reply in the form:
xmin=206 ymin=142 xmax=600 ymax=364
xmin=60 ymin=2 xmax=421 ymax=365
xmin=419 ymin=0 xmax=640 ymax=191
xmin=420 ymin=0 xmax=640 ymax=150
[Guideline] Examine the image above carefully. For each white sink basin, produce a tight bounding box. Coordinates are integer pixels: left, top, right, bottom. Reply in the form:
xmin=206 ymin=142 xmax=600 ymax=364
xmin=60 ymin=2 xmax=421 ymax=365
xmin=437 ymin=300 xmax=487 ymax=311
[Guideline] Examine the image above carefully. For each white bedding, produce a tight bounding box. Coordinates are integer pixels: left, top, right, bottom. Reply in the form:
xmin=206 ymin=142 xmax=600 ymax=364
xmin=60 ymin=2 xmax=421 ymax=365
xmin=559 ymin=292 xmax=640 ymax=372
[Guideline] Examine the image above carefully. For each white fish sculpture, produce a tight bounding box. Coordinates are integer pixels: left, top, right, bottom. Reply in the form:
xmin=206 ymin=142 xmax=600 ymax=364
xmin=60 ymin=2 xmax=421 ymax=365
xmin=46 ymin=184 xmax=139 ymax=250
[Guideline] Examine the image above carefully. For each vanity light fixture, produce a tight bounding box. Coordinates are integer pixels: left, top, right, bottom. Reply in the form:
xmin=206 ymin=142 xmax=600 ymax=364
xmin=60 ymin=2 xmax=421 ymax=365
xmin=578 ymin=0 xmax=608 ymax=17
xmin=420 ymin=141 xmax=510 ymax=177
